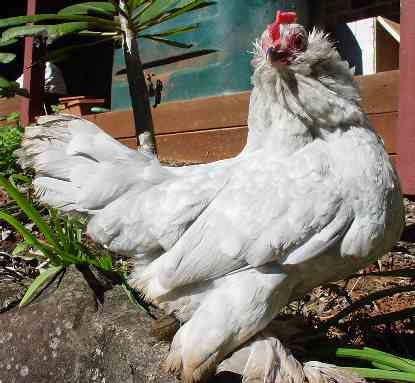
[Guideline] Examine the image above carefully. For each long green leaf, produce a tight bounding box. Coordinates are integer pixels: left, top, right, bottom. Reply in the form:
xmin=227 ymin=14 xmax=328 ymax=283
xmin=372 ymin=361 xmax=399 ymax=371
xmin=12 ymin=241 xmax=30 ymax=257
xmin=130 ymin=0 xmax=153 ymax=20
xmin=364 ymin=348 xmax=415 ymax=368
xmin=0 ymin=211 xmax=60 ymax=264
xmin=0 ymin=38 xmax=18 ymax=47
xmin=2 ymin=23 xmax=91 ymax=42
xmin=0 ymin=76 xmax=12 ymax=88
xmin=8 ymin=174 xmax=31 ymax=189
xmin=0 ymin=53 xmax=16 ymax=64
xmin=0 ymin=39 xmax=19 ymax=47
xmin=136 ymin=0 xmax=213 ymax=31
xmin=336 ymin=348 xmax=415 ymax=374
xmin=128 ymin=0 xmax=149 ymax=10
xmin=121 ymin=276 xmax=153 ymax=316
xmin=48 ymin=209 xmax=67 ymax=250
xmin=138 ymin=0 xmax=180 ymax=25
xmin=1 ymin=25 xmax=49 ymax=40
xmin=19 ymin=265 xmax=64 ymax=307
xmin=0 ymin=14 xmax=58 ymax=29
xmin=97 ymin=255 xmax=113 ymax=271
xmin=58 ymin=2 xmax=116 ymax=18
xmin=0 ymin=176 xmax=58 ymax=248
xmin=346 ymin=367 xmax=415 ymax=382
xmin=140 ymin=23 xmax=198 ymax=37
xmin=140 ymin=35 xmax=192 ymax=48
xmin=0 ymin=14 xmax=117 ymax=29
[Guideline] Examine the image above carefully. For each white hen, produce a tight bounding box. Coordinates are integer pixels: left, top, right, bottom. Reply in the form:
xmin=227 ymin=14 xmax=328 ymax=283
xmin=17 ymin=11 xmax=404 ymax=383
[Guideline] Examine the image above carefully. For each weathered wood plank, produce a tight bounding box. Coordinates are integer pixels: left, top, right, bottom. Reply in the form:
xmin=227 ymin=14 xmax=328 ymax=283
xmin=115 ymin=110 xmax=397 ymax=161
xmin=91 ymin=71 xmax=399 ymax=171
xmin=118 ymin=137 xmax=137 ymax=149
xmin=148 ymin=71 xmax=398 ymax=135
xmin=152 ymin=112 xmax=396 ymax=163
xmin=92 ymin=70 xmax=398 ymax=141
xmin=152 ymin=92 xmax=250 ymax=135
xmin=85 ymin=109 xmax=136 ymax=138
xmin=0 ymin=97 xmax=21 ymax=127
xmin=356 ymin=70 xmax=399 ymax=114
xmin=367 ymin=111 xmax=397 ymax=153
xmin=156 ymin=126 xmax=247 ymax=164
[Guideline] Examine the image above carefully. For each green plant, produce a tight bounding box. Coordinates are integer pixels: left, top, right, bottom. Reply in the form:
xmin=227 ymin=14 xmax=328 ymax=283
xmin=334 ymin=347 xmax=415 ymax=382
xmin=0 ymin=175 xmax=148 ymax=312
xmin=0 ymin=114 xmax=23 ymax=176
xmin=0 ymin=0 xmax=214 ymax=148
xmin=50 ymin=104 xmax=64 ymax=113
xmin=0 ymin=76 xmax=28 ymax=98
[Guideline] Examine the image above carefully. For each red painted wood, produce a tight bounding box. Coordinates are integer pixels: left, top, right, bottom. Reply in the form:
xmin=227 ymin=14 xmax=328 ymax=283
xmin=20 ymin=0 xmax=45 ymax=127
xmin=397 ymin=0 xmax=415 ymax=195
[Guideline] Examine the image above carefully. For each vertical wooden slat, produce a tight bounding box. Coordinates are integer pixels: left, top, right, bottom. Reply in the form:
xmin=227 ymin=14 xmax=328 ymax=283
xmin=20 ymin=0 xmax=45 ymax=127
xmin=397 ymin=0 xmax=415 ymax=195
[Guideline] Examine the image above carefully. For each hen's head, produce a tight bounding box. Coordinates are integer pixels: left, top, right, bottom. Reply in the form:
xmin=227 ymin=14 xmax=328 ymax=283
xmin=260 ymin=11 xmax=308 ymax=66
xmin=252 ymin=11 xmax=362 ymax=128
xmin=253 ymin=11 xmax=346 ymax=77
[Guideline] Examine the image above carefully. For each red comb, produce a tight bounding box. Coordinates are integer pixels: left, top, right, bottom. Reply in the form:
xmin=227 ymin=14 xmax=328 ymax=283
xmin=268 ymin=11 xmax=298 ymax=44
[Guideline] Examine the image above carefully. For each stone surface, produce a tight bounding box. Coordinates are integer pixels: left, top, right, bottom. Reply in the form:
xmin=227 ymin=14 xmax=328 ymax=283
xmin=0 ymin=281 xmax=25 ymax=313
xmin=0 ymin=267 xmax=178 ymax=383
xmin=0 ymin=267 xmax=240 ymax=383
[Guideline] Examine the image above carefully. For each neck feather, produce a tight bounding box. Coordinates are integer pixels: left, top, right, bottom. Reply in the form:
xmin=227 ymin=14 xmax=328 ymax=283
xmin=247 ymin=29 xmax=366 ymax=154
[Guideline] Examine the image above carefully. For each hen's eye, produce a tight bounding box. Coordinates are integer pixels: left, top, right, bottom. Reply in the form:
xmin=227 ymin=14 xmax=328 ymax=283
xmin=293 ymin=34 xmax=305 ymax=50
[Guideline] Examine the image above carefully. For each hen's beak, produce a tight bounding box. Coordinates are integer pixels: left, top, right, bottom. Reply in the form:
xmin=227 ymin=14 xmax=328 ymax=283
xmin=266 ymin=47 xmax=289 ymax=64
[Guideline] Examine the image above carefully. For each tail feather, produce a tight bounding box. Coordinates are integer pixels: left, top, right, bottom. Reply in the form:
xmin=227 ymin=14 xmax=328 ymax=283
xmin=17 ymin=113 xmax=224 ymax=264
xmin=16 ymin=114 xmax=153 ymax=214
xmin=34 ymin=177 xmax=79 ymax=212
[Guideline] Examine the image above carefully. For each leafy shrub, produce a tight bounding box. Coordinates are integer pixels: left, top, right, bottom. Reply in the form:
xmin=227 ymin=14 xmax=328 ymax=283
xmin=0 ymin=114 xmax=23 ymax=176
xmin=0 ymin=76 xmax=28 ymax=99
xmin=335 ymin=347 xmax=415 ymax=382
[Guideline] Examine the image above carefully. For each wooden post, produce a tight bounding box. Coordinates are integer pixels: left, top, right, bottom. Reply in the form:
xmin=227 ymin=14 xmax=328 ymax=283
xmin=397 ymin=0 xmax=415 ymax=195
xmin=119 ymin=0 xmax=156 ymax=152
xmin=20 ymin=0 xmax=45 ymax=127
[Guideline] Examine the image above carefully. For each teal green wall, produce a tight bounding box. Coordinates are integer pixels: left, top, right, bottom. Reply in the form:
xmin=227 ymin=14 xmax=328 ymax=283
xmin=111 ymin=0 xmax=308 ymax=110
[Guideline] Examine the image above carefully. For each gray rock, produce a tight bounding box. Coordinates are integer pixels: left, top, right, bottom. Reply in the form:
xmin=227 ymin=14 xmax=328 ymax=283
xmin=0 ymin=267 xmax=240 ymax=383
xmin=0 ymin=266 xmax=176 ymax=383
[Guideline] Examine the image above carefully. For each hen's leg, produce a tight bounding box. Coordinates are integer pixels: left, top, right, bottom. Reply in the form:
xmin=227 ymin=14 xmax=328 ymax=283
xmin=164 ymin=265 xmax=292 ymax=382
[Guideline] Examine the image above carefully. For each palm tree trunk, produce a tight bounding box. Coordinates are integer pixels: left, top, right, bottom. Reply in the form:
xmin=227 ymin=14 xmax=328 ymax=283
xmin=118 ymin=0 xmax=156 ymax=153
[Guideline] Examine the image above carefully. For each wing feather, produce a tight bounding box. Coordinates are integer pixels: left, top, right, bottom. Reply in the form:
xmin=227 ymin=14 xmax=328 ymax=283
xmin=134 ymin=141 xmax=353 ymax=299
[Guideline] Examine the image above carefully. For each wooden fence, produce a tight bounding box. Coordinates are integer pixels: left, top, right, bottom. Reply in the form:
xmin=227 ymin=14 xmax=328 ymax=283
xmin=85 ymin=70 xmax=399 ymax=165
xmin=0 ymin=70 xmax=403 ymax=190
